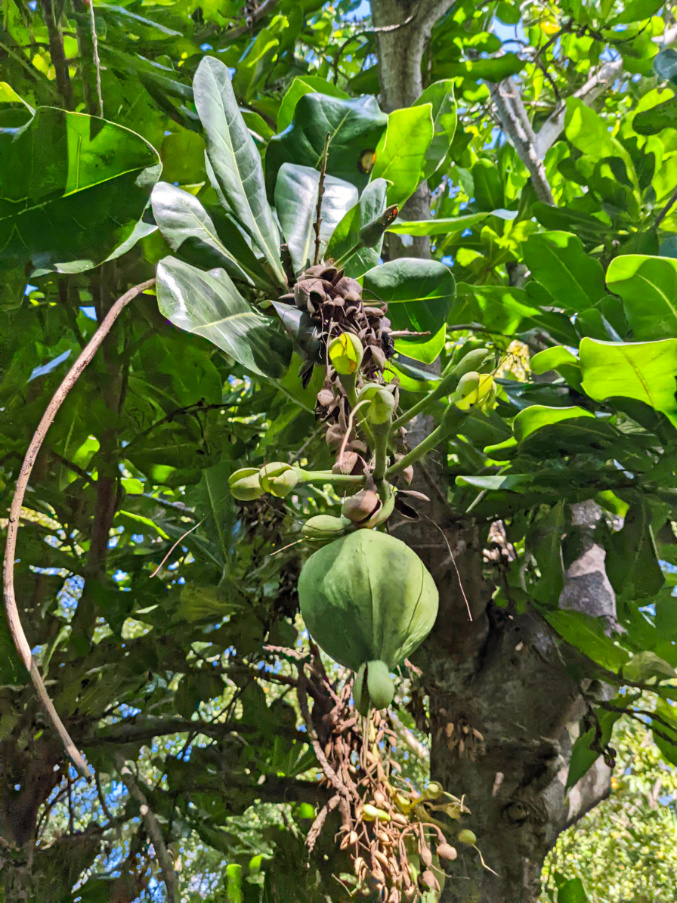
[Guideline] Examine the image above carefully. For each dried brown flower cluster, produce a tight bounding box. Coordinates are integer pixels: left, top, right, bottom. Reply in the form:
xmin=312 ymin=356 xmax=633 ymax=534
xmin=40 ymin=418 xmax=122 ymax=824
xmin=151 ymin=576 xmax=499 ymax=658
xmin=296 ymin=649 xmax=469 ymax=901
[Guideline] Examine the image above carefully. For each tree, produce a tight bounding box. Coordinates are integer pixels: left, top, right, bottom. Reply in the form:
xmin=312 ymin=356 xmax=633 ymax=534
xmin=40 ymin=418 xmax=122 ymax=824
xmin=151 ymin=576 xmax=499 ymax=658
xmin=3 ymin=1 xmax=677 ymax=901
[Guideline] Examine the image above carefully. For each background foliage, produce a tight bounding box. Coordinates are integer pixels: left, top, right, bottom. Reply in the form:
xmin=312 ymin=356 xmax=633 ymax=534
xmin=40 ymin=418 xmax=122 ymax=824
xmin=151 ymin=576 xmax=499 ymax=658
xmin=4 ymin=0 xmax=677 ymax=900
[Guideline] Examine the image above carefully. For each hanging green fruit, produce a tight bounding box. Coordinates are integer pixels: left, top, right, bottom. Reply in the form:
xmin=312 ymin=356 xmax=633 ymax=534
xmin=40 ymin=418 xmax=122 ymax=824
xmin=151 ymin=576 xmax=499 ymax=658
xmin=298 ymin=530 xmax=439 ymax=715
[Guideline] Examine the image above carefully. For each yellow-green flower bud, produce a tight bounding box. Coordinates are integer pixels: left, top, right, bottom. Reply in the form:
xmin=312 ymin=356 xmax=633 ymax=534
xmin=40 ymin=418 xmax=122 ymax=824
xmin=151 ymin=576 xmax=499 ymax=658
xmin=328 ymin=332 xmax=363 ymax=375
xmin=228 ymin=467 xmax=263 ymax=501
xmin=301 ymin=514 xmax=351 ymax=545
xmin=453 ymin=371 xmax=494 ymax=411
xmin=357 ymin=383 xmax=397 ymax=424
xmin=259 ymin=462 xmax=298 ymax=497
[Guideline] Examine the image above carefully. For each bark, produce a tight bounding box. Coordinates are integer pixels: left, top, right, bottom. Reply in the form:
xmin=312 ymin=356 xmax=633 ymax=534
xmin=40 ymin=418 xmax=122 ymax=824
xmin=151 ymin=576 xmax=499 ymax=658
xmin=369 ymin=3 xmax=615 ymax=900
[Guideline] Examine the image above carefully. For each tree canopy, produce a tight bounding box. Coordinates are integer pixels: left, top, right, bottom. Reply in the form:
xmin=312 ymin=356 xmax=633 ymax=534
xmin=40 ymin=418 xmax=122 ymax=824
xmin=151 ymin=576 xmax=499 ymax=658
xmin=3 ymin=1 xmax=677 ymax=901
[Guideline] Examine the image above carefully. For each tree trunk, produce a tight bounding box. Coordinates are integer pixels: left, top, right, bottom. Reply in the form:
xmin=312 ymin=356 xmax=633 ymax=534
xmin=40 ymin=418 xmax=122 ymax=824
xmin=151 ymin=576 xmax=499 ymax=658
xmin=369 ymin=3 xmax=613 ymax=899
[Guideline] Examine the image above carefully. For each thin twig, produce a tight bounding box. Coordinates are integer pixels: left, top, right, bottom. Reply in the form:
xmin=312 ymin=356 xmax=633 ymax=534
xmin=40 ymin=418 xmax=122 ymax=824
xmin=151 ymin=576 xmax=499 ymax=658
xmin=655 ymin=185 xmax=677 ymax=230
xmin=421 ymin=513 xmax=472 ymax=621
xmin=2 ymin=278 xmax=155 ymax=778
xmin=313 ymin=133 xmax=331 ymax=266
xmin=88 ymin=0 xmax=104 ymax=117
xmin=337 ymin=399 xmax=370 ymax=472
xmin=115 ymin=755 xmax=179 ymax=903
xmin=149 ymin=519 xmax=204 ymax=578
xmin=226 ymin=0 xmax=280 ymax=40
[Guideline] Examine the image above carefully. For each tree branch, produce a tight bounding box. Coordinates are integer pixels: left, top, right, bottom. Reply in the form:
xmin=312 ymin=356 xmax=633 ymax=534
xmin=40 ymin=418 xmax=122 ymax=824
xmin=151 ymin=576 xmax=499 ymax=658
xmin=226 ymin=0 xmax=281 ymax=40
xmin=40 ymin=0 xmax=73 ymax=108
xmin=86 ymin=716 xmax=306 ymax=747
xmin=490 ymin=78 xmax=554 ymax=205
xmin=533 ymin=59 xmax=623 ymax=159
xmin=116 ymin=756 xmax=179 ymax=903
xmin=2 ymin=278 xmax=155 ymax=779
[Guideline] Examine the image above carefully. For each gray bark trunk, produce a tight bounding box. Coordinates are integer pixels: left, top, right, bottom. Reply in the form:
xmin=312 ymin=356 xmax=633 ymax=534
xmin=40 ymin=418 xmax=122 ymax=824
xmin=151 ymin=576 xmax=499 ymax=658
xmin=369 ymin=3 xmax=614 ymax=899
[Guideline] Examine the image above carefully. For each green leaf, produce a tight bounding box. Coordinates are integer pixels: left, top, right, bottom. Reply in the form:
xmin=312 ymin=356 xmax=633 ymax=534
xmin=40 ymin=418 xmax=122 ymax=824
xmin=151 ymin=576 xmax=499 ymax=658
xmin=623 ymin=651 xmax=676 ymax=683
xmin=156 ymin=256 xmax=291 ymax=378
xmin=543 ymin=609 xmax=631 ymax=673
xmin=653 ymin=697 xmax=677 ymax=765
xmin=513 ymin=405 xmax=595 ymax=441
xmin=274 ymin=163 xmax=357 ymax=275
xmin=192 ymin=57 xmax=286 ymax=287
xmin=579 ymin=337 xmax=677 ymax=427
xmin=266 ymin=93 xmax=388 ymax=196
xmin=566 ymin=708 xmax=620 ymax=790
xmin=605 ymin=501 xmax=664 ymax=600
xmin=277 ymin=76 xmax=349 ymax=133
xmin=528 ymin=501 xmax=566 ymax=605
xmin=414 ymin=80 xmax=456 ymax=180
xmin=633 ymin=96 xmax=677 ymax=135
xmin=151 ymin=182 xmax=263 ymax=286
xmin=530 ymin=347 xmax=582 ymax=389
xmin=387 ymin=209 xmax=516 ymax=236
xmin=606 ymin=254 xmax=677 ymax=340
xmin=362 ymin=258 xmax=455 ymax=362
xmin=613 ymin=0 xmax=664 ymax=23
xmin=472 ymin=158 xmax=504 ymax=211
xmin=522 ymin=232 xmax=606 ymax=311
xmin=370 ymin=104 xmax=434 ymax=208
xmin=326 ymin=178 xmax=388 ymax=277
xmin=232 ymin=28 xmax=279 ymax=101
xmin=531 ymin=202 xmax=609 ymax=241
xmin=566 ymin=97 xmax=633 ymax=175
xmin=556 ymin=875 xmax=588 ymax=902
xmin=451 ymin=282 xmax=544 ymax=335
xmin=0 ymin=107 xmax=160 ymax=274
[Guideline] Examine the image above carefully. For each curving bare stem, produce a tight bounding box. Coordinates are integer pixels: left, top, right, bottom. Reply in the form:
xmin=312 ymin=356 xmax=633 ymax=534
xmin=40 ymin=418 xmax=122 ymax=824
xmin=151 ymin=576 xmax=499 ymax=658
xmin=2 ymin=278 xmax=155 ymax=778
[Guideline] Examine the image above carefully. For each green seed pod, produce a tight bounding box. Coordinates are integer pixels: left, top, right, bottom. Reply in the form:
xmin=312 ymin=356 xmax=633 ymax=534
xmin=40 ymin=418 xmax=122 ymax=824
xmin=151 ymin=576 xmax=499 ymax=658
xmin=354 ymin=662 xmax=371 ymax=716
xmin=450 ymin=347 xmax=493 ymax=379
xmin=458 ymin=829 xmax=477 ymax=846
xmin=298 ymin=531 xmax=438 ymax=711
xmin=259 ymin=462 xmax=299 ymax=497
xmin=328 ymin=332 xmax=364 ymax=375
xmin=301 ymin=515 xmax=351 ymax=545
xmin=357 ymin=383 xmax=397 ymax=425
xmin=366 ymin=660 xmax=394 ymax=710
xmin=454 ymin=372 xmax=495 ymax=411
xmin=228 ymin=467 xmax=263 ymax=501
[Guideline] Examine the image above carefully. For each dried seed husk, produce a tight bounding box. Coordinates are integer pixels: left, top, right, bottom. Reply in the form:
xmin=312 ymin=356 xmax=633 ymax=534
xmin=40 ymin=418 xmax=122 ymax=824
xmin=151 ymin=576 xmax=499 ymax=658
xmin=436 ymin=843 xmax=458 ymax=861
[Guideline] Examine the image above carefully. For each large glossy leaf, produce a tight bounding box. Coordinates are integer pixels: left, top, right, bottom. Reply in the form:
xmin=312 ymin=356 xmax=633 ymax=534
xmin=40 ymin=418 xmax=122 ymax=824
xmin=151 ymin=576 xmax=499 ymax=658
xmin=485 ymin=406 xmax=619 ymax=459
xmin=192 ymin=57 xmax=286 ymax=287
xmin=543 ymin=609 xmax=631 ymax=673
xmin=522 ymin=231 xmax=606 ymax=311
xmin=156 ymin=256 xmax=291 ymax=378
xmin=362 ymin=258 xmax=455 ymax=363
xmin=605 ymin=501 xmax=664 ymax=600
xmin=579 ymin=337 xmax=677 ymax=427
xmin=277 ymin=76 xmax=349 ymax=132
xmin=325 ymin=179 xmax=388 ymax=277
xmin=387 ymin=209 xmax=516 ymax=236
xmin=415 ymin=80 xmax=456 ymax=180
xmin=274 ymin=163 xmax=358 ymax=275
xmin=0 ymin=107 xmax=160 ymax=274
xmin=530 ymin=347 xmax=582 ymax=389
xmin=606 ymin=254 xmax=677 ymax=339
xmin=151 ymin=182 xmax=267 ymax=287
xmin=266 ymin=93 xmax=388 ymax=196
xmin=370 ymin=104 xmax=434 ymax=207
